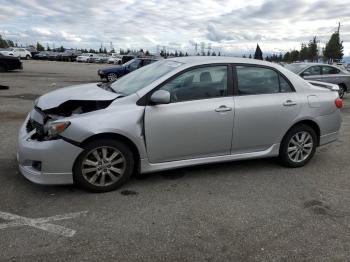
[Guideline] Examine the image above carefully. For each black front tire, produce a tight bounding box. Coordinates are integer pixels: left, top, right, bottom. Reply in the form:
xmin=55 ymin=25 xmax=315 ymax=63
xmin=279 ymin=124 xmax=317 ymax=168
xmin=73 ymin=139 xmax=134 ymax=193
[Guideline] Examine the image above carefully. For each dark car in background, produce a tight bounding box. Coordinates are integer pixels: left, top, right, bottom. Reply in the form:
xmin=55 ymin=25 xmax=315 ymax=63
xmin=33 ymin=51 xmax=51 ymax=60
xmin=0 ymin=53 xmax=23 ymax=72
xmin=56 ymin=50 xmax=82 ymax=62
xmin=98 ymin=57 xmax=160 ymax=81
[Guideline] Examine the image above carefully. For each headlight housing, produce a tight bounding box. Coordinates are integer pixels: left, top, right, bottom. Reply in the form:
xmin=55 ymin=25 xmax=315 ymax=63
xmin=47 ymin=121 xmax=70 ymax=138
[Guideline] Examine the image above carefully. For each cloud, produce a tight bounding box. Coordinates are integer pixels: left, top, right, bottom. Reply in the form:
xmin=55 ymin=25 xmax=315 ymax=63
xmin=0 ymin=0 xmax=349 ymax=54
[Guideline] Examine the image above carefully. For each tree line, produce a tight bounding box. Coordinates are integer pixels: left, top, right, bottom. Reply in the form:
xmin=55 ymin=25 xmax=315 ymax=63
xmin=250 ymin=28 xmax=344 ymax=63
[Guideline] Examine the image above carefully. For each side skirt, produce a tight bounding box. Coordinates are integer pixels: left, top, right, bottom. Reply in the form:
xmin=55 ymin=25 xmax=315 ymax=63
xmin=140 ymin=143 xmax=280 ymax=174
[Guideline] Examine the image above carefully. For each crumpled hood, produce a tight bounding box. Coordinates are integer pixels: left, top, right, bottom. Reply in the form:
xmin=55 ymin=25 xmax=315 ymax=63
xmin=36 ymin=83 xmax=120 ymax=110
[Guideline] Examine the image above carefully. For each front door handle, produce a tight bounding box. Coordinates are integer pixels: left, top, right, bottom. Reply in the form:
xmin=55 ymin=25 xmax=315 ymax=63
xmin=215 ymin=105 xmax=232 ymax=112
xmin=283 ymin=100 xmax=297 ymax=106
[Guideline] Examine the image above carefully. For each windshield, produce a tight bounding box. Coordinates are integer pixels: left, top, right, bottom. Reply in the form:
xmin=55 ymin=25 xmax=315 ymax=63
xmin=285 ymin=64 xmax=309 ymax=73
xmin=111 ymin=60 xmax=183 ymax=95
xmin=123 ymin=58 xmax=138 ymax=66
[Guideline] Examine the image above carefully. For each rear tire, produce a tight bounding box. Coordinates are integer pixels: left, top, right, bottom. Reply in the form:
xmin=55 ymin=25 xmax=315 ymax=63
xmin=73 ymin=139 xmax=134 ymax=192
xmin=338 ymin=84 xmax=346 ymax=98
xmin=279 ymin=124 xmax=317 ymax=168
xmin=0 ymin=65 xmax=6 ymax=72
xmin=26 ymin=55 xmax=30 ymax=60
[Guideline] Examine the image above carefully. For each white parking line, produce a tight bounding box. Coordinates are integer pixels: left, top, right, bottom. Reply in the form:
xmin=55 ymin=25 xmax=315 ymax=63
xmin=0 ymin=211 xmax=87 ymax=237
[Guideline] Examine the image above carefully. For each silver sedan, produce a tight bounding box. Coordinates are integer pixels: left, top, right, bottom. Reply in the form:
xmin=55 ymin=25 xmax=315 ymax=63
xmin=18 ymin=57 xmax=342 ymax=192
xmin=285 ymin=63 xmax=350 ymax=98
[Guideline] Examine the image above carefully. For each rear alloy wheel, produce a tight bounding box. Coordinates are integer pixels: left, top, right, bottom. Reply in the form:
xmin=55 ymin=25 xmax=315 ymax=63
xmin=26 ymin=55 xmax=30 ymax=60
xmin=74 ymin=139 xmax=134 ymax=192
xmin=107 ymin=73 xmax=117 ymax=82
xmin=338 ymin=84 xmax=346 ymax=98
xmin=279 ymin=124 xmax=317 ymax=167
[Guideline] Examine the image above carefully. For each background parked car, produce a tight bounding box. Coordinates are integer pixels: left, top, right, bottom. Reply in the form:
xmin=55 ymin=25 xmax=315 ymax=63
xmin=98 ymin=57 xmax=160 ymax=81
xmin=108 ymin=53 xmax=122 ymax=64
xmin=33 ymin=51 xmax=51 ymax=60
xmin=285 ymin=63 xmax=350 ymax=98
xmin=92 ymin=54 xmax=109 ymax=63
xmin=56 ymin=50 xmax=82 ymax=62
xmin=76 ymin=53 xmax=99 ymax=63
xmin=0 ymin=48 xmax=32 ymax=59
xmin=0 ymin=53 xmax=23 ymax=72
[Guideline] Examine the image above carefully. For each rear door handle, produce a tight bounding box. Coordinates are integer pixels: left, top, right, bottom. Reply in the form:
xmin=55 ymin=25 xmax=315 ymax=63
xmin=215 ymin=106 xmax=232 ymax=112
xmin=283 ymin=100 xmax=297 ymax=106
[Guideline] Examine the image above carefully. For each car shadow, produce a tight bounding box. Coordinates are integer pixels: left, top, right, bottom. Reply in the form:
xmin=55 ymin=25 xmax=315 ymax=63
xmin=3 ymin=156 xmax=281 ymax=197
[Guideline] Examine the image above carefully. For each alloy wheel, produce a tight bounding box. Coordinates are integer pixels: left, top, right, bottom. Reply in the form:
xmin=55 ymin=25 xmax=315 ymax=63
xmin=81 ymin=146 xmax=126 ymax=187
xmin=107 ymin=73 xmax=117 ymax=82
xmin=287 ymin=131 xmax=314 ymax=163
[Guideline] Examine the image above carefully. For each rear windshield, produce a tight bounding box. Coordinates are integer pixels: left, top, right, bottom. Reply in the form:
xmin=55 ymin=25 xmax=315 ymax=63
xmin=285 ymin=64 xmax=309 ymax=73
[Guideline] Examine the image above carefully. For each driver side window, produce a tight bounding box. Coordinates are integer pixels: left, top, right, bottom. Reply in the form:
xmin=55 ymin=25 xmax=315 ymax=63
xmin=159 ymin=66 xmax=228 ymax=103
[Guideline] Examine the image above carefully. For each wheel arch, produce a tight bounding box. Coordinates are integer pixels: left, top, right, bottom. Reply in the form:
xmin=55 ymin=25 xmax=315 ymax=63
xmin=284 ymin=119 xmax=321 ymax=146
xmin=79 ymin=132 xmax=141 ymax=172
xmin=339 ymin=82 xmax=347 ymax=91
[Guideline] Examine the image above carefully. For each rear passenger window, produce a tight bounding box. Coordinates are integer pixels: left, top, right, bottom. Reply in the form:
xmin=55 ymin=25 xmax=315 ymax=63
xmin=322 ymin=66 xmax=340 ymax=75
xmin=236 ymin=66 xmax=293 ymax=95
xmin=237 ymin=66 xmax=279 ymax=95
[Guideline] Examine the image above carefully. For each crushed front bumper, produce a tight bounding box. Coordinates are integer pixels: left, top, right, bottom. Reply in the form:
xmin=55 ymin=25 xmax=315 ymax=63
xmin=17 ymin=114 xmax=83 ymax=185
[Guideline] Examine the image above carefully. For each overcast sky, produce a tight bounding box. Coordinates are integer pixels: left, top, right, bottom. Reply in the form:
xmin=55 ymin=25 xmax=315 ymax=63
xmin=1 ymin=0 xmax=350 ymax=55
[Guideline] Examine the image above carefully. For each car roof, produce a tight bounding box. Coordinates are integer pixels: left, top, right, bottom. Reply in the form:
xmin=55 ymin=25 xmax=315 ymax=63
xmin=291 ymin=62 xmax=337 ymax=67
xmin=167 ymin=56 xmax=279 ymax=67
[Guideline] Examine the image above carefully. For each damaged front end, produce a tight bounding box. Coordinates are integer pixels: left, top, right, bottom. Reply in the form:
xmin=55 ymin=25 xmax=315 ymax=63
xmin=26 ymin=100 xmax=114 ymax=141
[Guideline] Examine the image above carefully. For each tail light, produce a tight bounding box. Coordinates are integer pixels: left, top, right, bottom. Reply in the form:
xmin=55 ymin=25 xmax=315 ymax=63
xmin=335 ymin=98 xmax=343 ymax=108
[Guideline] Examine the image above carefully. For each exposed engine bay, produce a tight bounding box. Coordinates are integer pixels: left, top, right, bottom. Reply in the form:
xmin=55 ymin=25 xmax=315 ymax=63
xmin=26 ymin=99 xmax=114 ymax=141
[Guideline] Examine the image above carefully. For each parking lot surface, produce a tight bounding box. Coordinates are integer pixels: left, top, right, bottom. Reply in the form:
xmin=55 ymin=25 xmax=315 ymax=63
xmin=1 ymin=60 xmax=350 ymax=261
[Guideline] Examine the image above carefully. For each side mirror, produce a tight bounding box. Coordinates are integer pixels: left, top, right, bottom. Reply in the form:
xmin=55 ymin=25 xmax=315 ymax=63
xmin=302 ymin=71 xmax=310 ymax=77
xmin=150 ymin=90 xmax=170 ymax=104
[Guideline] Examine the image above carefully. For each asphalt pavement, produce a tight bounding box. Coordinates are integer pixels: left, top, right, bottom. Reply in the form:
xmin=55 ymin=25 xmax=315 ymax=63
xmin=0 ymin=60 xmax=350 ymax=261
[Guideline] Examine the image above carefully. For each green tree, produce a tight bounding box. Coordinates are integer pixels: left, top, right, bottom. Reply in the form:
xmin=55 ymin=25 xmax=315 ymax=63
xmin=36 ymin=42 xmax=45 ymax=51
xmin=6 ymin=40 xmax=14 ymax=47
xmin=283 ymin=52 xmax=291 ymax=62
xmin=59 ymin=46 xmax=65 ymax=52
xmin=212 ymin=51 xmax=216 ymax=56
xmin=324 ymin=31 xmax=344 ymax=62
xmin=254 ymin=44 xmax=263 ymax=60
xmin=185 ymin=52 xmax=188 ymax=56
xmin=145 ymin=50 xmax=150 ymax=56
xmin=307 ymin=36 xmax=318 ymax=62
xmin=0 ymin=35 xmax=9 ymax=48
xmin=218 ymin=52 xmax=221 ymax=56
xmin=290 ymin=50 xmax=300 ymax=62
xmin=299 ymin=43 xmax=308 ymax=61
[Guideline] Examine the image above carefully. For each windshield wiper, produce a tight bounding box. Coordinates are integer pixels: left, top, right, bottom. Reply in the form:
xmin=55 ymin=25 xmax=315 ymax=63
xmin=97 ymin=82 xmax=116 ymax=93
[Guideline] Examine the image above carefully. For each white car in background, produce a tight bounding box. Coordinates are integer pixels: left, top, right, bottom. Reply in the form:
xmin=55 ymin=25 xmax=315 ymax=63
xmin=0 ymin=48 xmax=32 ymax=59
xmin=76 ymin=53 xmax=99 ymax=63
xmin=108 ymin=53 xmax=122 ymax=64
